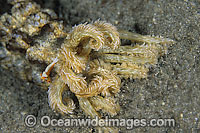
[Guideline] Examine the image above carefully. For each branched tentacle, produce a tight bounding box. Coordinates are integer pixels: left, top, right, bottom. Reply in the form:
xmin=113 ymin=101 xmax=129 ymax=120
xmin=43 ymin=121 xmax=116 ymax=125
xmin=77 ymin=96 xmax=119 ymax=133
xmin=95 ymin=41 xmax=172 ymax=79
xmin=97 ymin=44 xmax=161 ymax=65
xmin=75 ymin=75 xmax=103 ymax=97
xmin=74 ymin=66 xmax=120 ymax=97
xmin=48 ymin=75 xmax=75 ymax=114
xmin=77 ymin=97 xmax=100 ymax=118
xmin=89 ymin=96 xmax=120 ymax=116
xmin=119 ymin=30 xmax=176 ymax=45
xmin=64 ymin=23 xmax=105 ymax=50
xmin=61 ymin=47 xmax=86 ymax=73
xmin=93 ymin=21 xmax=120 ymax=49
xmin=60 ymin=67 xmax=87 ymax=94
xmin=112 ymin=63 xmax=149 ymax=79
xmin=88 ymin=67 xmax=121 ymax=96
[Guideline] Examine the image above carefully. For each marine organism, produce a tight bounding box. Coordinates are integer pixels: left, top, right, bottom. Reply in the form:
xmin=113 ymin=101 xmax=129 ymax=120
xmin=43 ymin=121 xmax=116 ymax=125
xmin=0 ymin=0 xmax=175 ymax=132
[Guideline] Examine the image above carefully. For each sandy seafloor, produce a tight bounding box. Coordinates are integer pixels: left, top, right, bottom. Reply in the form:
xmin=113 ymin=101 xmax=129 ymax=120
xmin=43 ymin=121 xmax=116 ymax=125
xmin=0 ymin=0 xmax=200 ymax=132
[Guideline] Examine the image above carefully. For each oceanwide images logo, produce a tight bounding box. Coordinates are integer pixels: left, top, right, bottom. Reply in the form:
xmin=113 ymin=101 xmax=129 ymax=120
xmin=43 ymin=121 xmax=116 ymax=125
xmin=25 ymin=115 xmax=175 ymax=129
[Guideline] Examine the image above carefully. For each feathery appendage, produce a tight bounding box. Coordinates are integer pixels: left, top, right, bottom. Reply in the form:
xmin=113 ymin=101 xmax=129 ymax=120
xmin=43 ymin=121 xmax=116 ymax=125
xmin=89 ymin=96 xmax=120 ymax=116
xmin=93 ymin=21 xmax=120 ymax=49
xmin=92 ymin=30 xmax=175 ymax=79
xmin=48 ymin=75 xmax=75 ymax=114
xmin=119 ymin=30 xmax=176 ymax=45
xmin=77 ymin=97 xmax=119 ymax=133
xmin=64 ymin=23 xmax=105 ymax=50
